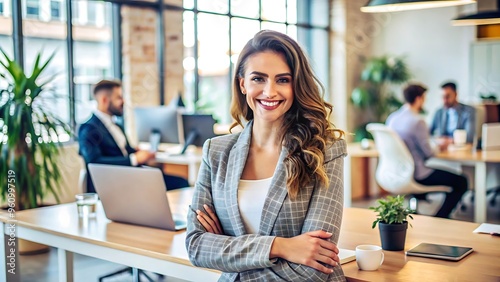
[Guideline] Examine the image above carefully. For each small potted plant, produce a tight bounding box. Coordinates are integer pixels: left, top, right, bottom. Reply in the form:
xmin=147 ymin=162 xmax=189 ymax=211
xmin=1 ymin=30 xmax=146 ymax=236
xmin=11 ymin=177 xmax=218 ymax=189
xmin=480 ymin=93 xmax=497 ymax=103
xmin=370 ymin=195 xmax=415 ymax=251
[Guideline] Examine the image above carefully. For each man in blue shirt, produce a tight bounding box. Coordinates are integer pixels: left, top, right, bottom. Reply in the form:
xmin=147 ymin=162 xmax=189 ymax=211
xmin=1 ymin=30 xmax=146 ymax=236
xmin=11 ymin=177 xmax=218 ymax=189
xmin=387 ymin=84 xmax=467 ymax=218
xmin=430 ymin=82 xmax=476 ymax=143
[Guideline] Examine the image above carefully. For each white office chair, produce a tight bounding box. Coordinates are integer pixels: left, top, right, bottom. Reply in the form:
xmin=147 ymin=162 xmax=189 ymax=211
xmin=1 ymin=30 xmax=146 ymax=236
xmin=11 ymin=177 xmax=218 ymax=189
xmin=366 ymin=123 xmax=451 ymax=212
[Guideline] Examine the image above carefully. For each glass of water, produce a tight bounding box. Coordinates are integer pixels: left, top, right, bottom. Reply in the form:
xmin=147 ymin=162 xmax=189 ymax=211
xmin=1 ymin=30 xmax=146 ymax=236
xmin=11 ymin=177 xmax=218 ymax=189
xmin=75 ymin=193 xmax=98 ymax=218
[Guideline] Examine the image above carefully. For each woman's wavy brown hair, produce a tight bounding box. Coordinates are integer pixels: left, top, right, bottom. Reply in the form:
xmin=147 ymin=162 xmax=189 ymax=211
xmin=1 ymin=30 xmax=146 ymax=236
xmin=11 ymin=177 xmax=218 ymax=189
xmin=230 ymin=30 xmax=344 ymax=200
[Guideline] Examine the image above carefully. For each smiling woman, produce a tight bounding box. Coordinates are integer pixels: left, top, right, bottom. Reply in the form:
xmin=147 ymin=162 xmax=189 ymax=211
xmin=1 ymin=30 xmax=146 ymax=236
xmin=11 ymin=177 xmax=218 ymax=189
xmin=238 ymin=51 xmax=294 ymax=126
xmin=185 ymin=30 xmax=347 ymax=282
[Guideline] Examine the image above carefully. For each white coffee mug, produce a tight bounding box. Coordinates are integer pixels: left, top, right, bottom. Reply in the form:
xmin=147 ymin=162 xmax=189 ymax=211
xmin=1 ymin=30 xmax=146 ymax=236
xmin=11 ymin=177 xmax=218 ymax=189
xmin=453 ymin=129 xmax=467 ymax=147
xmin=356 ymin=245 xmax=384 ymax=271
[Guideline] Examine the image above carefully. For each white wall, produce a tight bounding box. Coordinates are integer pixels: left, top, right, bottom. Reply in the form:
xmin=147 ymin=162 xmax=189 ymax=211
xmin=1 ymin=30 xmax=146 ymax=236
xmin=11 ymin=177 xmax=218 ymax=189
xmin=370 ymin=5 xmax=477 ymax=122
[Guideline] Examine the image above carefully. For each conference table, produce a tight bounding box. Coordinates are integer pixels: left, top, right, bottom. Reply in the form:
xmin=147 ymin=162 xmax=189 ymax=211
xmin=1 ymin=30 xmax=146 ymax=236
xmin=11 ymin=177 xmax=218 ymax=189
xmin=1 ymin=188 xmax=499 ymax=282
xmin=347 ymin=143 xmax=500 ymax=223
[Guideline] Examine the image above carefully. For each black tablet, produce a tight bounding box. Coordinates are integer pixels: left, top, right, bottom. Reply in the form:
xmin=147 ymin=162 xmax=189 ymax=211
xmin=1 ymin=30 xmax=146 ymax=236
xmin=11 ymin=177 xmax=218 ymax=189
xmin=406 ymin=243 xmax=473 ymax=261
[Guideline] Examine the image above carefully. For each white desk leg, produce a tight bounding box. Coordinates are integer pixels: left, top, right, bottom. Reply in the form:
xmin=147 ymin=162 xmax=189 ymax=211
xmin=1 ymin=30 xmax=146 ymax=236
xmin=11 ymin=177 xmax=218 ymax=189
xmin=188 ymin=163 xmax=200 ymax=186
xmin=474 ymin=162 xmax=487 ymax=223
xmin=344 ymin=154 xmax=352 ymax=208
xmin=2 ymin=221 xmax=19 ymax=282
xmin=132 ymin=268 xmax=139 ymax=282
xmin=0 ymin=221 xmax=6 ymax=281
xmin=58 ymin=249 xmax=74 ymax=282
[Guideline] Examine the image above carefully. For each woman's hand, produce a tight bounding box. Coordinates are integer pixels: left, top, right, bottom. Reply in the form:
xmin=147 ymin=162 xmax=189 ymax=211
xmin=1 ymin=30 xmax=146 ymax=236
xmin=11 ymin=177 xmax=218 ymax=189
xmin=194 ymin=204 xmax=223 ymax=235
xmin=270 ymin=230 xmax=340 ymax=274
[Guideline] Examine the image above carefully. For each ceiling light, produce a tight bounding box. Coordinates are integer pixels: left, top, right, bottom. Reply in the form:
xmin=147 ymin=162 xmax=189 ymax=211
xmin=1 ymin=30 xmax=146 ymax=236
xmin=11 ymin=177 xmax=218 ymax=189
xmin=452 ymin=0 xmax=500 ymax=26
xmin=361 ymin=0 xmax=476 ymax=13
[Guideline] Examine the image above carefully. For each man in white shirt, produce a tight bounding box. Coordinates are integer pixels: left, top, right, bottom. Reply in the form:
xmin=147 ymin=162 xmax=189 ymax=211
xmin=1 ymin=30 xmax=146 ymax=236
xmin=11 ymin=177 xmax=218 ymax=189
xmin=78 ymin=80 xmax=188 ymax=193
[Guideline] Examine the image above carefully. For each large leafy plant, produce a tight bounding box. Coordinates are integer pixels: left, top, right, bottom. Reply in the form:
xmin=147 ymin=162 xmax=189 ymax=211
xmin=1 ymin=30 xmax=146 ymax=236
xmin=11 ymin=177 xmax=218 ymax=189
xmin=351 ymin=56 xmax=411 ymax=141
xmin=370 ymin=195 xmax=415 ymax=229
xmin=0 ymin=49 xmax=70 ymax=210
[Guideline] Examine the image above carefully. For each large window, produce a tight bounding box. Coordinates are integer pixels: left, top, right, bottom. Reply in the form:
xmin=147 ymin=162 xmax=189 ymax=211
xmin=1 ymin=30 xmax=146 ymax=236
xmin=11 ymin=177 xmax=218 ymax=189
xmin=182 ymin=0 xmax=331 ymax=123
xmin=6 ymin=0 xmax=331 ymax=135
xmin=73 ymin=0 xmax=113 ymax=124
xmin=23 ymin=0 xmax=70 ymax=125
xmin=0 ymin=0 xmax=12 ymax=96
xmin=5 ymin=0 xmax=117 ymax=133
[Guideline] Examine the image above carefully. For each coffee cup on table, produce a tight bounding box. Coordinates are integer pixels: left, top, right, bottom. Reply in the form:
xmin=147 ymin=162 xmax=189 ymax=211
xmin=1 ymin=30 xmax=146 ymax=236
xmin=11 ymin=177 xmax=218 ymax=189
xmin=356 ymin=245 xmax=384 ymax=271
xmin=453 ymin=129 xmax=467 ymax=147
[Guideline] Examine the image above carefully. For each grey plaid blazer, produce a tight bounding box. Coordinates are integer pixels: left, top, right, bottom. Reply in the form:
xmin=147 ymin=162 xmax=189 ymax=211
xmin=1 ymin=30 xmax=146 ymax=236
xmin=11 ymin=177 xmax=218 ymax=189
xmin=185 ymin=121 xmax=347 ymax=281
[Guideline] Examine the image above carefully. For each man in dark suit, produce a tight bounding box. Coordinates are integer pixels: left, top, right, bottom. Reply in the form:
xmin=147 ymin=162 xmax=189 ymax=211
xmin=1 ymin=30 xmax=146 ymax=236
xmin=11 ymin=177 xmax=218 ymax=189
xmin=430 ymin=82 xmax=476 ymax=143
xmin=78 ymin=80 xmax=188 ymax=193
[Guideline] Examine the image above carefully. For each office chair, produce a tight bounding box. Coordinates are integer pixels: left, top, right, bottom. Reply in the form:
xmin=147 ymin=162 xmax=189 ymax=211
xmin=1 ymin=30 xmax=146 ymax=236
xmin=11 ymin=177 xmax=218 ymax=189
xmin=367 ymin=123 xmax=452 ymax=212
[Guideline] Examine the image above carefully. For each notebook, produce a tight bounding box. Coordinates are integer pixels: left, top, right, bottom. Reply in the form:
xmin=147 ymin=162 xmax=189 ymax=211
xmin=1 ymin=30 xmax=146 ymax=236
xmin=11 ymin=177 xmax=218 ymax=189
xmin=482 ymin=123 xmax=500 ymax=150
xmin=406 ymin=243 xmax=473 ymax=261
xmin=473 ymin=223 xmax=500 ymax=235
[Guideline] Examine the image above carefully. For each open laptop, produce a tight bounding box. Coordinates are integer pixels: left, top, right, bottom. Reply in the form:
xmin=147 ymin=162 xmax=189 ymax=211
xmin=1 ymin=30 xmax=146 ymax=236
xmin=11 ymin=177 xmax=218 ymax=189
xmin=88 ymin=164 xmax=187 ymax=231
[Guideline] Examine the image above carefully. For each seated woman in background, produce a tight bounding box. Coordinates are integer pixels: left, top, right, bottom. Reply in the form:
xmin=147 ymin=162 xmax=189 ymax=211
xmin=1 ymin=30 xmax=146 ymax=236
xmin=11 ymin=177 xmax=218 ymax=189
xmin=185 ymin=30 xmax=347 ymax=281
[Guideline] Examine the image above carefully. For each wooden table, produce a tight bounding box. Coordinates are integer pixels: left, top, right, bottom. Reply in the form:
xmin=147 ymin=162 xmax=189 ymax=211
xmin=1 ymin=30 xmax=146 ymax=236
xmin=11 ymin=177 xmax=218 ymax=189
xmin=0 ymin=188 xmax=219 ymax=282
xmin=435 ymin=149 xmax=500 ymax=223
xmin=155 ymin=150 xmax=202 ymax=185
xmin=340 ymin=208 xmax=500 ymax=282
xmin=1 ymin=188 xmax=498 ymax=282
xmin=139 ymin=142 xmax=203 ymax=186
xmin=347 ymin=143 xmax=500 ymax=222
xmin=346 ymin=143 xmax=381 ymax=203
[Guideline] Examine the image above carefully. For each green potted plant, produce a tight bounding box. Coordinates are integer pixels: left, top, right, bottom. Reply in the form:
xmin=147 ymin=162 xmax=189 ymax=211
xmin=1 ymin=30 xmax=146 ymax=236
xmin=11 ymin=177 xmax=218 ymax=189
xmin=351 ymin=55 xmax=411 ymax=141
xmin=0 ymin=49 xmax=71 ymax=252
xmin=370 ymin=195 xmax=415 ymax=251
xmin=480 ymin=92 xmax=497 ymax=103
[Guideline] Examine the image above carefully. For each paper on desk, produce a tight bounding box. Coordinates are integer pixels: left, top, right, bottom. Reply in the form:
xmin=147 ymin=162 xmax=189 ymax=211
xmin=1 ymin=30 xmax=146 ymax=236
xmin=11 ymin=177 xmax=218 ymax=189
xmin=473 ymin=223 xmax=500 ymax=235
xmin=339 ymin=248 xmax=356 ymax=264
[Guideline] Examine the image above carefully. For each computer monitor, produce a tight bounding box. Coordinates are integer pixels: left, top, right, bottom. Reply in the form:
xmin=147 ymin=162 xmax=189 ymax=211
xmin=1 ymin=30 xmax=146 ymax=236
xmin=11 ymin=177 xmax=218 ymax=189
xmin=179 ymin=114 xmax=216 ymax=154
xmin=134 ymin=105 xmax=181 ymax=144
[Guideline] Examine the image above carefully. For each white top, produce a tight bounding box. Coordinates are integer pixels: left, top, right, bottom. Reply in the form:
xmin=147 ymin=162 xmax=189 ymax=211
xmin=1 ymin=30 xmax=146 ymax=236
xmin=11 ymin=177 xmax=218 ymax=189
xmin=93 ymin=110 xmax=137 ymax=166
xmin=238 ymin=177 xmax=273 ymax=234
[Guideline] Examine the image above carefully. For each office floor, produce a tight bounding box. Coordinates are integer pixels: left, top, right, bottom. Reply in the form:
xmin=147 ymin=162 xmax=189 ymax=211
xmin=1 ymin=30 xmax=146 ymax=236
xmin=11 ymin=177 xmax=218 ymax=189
xmin=17 ymin=190 xmax=500 ymax=282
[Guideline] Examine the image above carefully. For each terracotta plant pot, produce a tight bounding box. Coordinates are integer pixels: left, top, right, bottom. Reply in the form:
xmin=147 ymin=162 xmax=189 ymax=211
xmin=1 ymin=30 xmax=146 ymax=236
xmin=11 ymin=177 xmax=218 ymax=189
xmin=378 ymin=221 xmax=408 ymax=251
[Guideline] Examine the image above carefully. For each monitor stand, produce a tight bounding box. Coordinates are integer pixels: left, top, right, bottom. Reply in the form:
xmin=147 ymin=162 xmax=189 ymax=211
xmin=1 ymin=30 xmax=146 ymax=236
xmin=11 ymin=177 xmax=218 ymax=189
xmin=180 ymin=130 xmax=198 ymax=154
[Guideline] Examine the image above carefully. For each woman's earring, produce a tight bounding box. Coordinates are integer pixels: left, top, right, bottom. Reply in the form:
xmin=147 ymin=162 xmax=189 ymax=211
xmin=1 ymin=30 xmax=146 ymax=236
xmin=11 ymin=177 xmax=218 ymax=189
xmin=241 ymin=91 xmax=246 ymax=95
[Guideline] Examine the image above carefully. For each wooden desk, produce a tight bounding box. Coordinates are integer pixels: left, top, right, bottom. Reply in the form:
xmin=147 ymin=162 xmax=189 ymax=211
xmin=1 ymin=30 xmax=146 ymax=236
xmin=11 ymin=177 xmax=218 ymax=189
xmin=0 ymin=188 xmax=219 ymax=282
xmin=434 ymin=149 xmax=500 ymax=223
xmin=155 ymin=151 xmax=202 ymax=185
xmin=1 ymin=189 xmax=498 ymax=281
xmin=138 ymin=142 xmax=203 ymax=185
xmin=347 ymin=143 xmax=500 ymax=222
xmin=340 ymin=208 xmax=499 ymax=281
xmin=346 ymin=143 xmax=381 ymax=203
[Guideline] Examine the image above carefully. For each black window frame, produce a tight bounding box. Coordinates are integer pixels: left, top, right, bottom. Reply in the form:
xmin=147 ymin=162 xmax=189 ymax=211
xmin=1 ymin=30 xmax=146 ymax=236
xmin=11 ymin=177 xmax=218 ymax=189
xmin=10 ymin=0 xmax=331 ymax=134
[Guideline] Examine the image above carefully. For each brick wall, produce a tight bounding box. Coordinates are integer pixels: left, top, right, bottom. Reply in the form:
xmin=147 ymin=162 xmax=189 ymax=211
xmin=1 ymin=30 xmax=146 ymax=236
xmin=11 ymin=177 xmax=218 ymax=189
xmin=121 ymin=3 xmax=183 ymax=144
